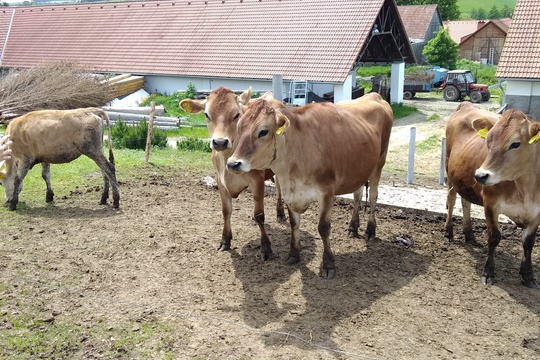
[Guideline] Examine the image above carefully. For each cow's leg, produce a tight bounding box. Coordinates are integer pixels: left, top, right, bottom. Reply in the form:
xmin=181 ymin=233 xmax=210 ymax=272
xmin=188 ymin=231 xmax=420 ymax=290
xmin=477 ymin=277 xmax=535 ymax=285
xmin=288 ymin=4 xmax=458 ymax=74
xmin=41 ymin=163 xmax=54 ymax=203
xmin=461 ymin=197 xmax=479 ymax=245
xmin=9 ymin=163 xmax=31 ymax=211
xmin=251 ymin=174 xmax=273 ymax=261
xmin=519 ymin=226 xmax=539 ymax=288
xmin=319 ymin=195 xmax=336 ymax=279
xmin=481 ymin=206 xmax=501 ymax=285
xmin=444 ymin=184 xmax=457 ymax=242
xmin=90 ymin=154 xmax=120 ymax=208
xmin=217 ymin=181 xmax=233 ymax=252
xmin=274 ymin=176 xmax=286 ymax=223
xmin=348 ymin=186 xmax=363 ymax=238
xmin=285 ymin=209 xmax=301 ymax=265
xmin=365 ymin=172 xmax=382 ymax=241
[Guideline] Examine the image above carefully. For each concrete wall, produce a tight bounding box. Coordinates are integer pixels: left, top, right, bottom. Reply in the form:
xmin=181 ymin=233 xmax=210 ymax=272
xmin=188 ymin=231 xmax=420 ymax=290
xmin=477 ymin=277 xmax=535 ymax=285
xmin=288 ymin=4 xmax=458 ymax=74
xmin=503 ymin=80 xmax=540 ymax=120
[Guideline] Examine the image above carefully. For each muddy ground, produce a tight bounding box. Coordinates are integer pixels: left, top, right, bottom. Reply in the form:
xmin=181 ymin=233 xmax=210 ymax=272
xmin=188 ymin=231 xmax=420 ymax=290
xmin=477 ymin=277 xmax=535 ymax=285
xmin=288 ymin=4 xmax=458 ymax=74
xmin=1 ymin=95 xmax=539 ymax=359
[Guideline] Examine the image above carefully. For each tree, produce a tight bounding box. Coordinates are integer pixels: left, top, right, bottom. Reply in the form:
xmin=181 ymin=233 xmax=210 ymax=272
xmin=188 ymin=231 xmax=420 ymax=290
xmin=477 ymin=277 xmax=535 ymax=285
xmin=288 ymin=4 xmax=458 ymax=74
xmin=476 ymin=8 xmax=487 ymax=20
xmin=488 ymin=5 xmax=501 ymax=19
xmin=500 ymin=4 xmax=513 ymax=18
xmin=422 ymin=27 xmax=459 ymax=69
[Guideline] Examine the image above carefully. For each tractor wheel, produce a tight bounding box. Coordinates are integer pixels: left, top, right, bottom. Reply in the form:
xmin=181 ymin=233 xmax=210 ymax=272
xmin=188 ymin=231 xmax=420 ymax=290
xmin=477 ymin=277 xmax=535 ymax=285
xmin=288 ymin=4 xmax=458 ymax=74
xmin=482 ymin=91 xmax=491 ymax=102
xmin=443 ymin=86 xmax=460 ymax=101
xmin=403 ymin=91 xmax=414 ymax=100
xmin=470 ymin=90 xmax=482 ymax=103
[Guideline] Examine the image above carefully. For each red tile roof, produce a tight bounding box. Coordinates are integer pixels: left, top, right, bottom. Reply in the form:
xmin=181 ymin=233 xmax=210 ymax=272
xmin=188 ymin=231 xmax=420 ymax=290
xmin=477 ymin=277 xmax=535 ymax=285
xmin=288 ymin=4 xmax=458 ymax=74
xmin=398 ymin=4 xmax=439 ymax=40
xmin=497 ymin=0 xmax=540 ymax=79
xmin=443 ymin=20 xmax=484 ymax=44
xmin=0 ymin=0 xmax=405 ymax=83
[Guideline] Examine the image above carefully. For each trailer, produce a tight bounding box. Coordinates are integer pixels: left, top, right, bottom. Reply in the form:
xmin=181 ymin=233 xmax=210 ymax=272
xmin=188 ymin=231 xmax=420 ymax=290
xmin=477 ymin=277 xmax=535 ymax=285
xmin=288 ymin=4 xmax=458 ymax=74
xmin=402 ymin=66 xmax=448 ymax=100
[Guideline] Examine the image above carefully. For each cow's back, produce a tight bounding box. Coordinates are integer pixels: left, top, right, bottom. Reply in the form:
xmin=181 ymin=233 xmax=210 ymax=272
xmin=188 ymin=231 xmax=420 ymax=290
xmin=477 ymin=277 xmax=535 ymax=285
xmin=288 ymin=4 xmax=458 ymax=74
xmin=281 ymin=94 xmax=392 ymax=195
xmin=446 ymin=102 xmax=498 ymax=206
xmin=7 ymin=108 xmax=105 ymax=164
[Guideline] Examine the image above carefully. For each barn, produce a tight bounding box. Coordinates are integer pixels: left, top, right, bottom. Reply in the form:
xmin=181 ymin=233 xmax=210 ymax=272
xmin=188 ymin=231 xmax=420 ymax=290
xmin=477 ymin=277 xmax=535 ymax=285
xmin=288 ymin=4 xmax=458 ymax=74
xmin=0 ymin=0 xmax=415 ymax=104
xmin=496 ymin=0 xmax=540 ymax=120
xmin=397 ymin=4 xmax=442 ymax=65
xmin=444 ymin=19 xmax=511 ymax=65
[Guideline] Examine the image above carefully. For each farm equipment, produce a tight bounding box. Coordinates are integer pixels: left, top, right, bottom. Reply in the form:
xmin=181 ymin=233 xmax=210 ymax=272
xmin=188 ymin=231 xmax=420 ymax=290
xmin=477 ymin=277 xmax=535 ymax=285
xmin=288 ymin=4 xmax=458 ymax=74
xmin=402 ymin=66 xmax=448 ymax=100
xmin=440 ymin=70 xmax=491 ymax=103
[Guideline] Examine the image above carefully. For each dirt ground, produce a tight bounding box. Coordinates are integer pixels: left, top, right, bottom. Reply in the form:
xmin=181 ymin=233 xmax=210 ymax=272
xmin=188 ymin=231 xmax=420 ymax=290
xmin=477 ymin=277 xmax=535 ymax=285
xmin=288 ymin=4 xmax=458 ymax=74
xmin=1 ymin=95 xmax=540 ymax=359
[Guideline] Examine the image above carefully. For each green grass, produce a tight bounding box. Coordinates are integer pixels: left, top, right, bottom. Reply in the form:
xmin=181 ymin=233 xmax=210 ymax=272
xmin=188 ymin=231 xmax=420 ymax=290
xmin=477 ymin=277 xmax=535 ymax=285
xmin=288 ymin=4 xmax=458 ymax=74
xmin=457 ymin=0 xmax=516 ymax=16
xmin=416 ymin=135 xmax=441 ymax=152
xmin=391 ymin=103 xmax=417 ymax=119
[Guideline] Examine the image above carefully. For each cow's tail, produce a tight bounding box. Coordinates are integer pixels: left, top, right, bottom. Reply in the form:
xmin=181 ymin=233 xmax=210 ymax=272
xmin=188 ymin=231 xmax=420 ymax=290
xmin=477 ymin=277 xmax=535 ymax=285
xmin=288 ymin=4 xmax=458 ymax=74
xmin=98 ymin=108 xmax=115 ymax=166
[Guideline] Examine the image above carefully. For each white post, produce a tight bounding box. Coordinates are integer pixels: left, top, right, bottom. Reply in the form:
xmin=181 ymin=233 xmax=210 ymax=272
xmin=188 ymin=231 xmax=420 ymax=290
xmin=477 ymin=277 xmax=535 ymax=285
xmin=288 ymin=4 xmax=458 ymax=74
xmin=391 ymin=61 xmax=405 ymax=104
xmin=272 ymin=75 xmax=283 ymax=101
xmin=439 ymin=138 xmax=446 ymax=185
xmin=407 ymin=127 xmax=416 ymax=184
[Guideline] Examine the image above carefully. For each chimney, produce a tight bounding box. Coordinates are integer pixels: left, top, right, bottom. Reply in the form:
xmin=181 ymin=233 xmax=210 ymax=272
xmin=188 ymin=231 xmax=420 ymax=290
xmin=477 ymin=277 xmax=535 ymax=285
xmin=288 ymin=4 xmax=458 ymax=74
xmin=477 ymin=20 xmax=486 ymax=30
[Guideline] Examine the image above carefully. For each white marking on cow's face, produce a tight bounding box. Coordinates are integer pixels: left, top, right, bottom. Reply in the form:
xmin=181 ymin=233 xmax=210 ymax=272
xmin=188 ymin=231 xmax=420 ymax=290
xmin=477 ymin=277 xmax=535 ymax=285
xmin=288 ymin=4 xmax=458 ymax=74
xmin=226 ymin=156 xmax=251 ymax=173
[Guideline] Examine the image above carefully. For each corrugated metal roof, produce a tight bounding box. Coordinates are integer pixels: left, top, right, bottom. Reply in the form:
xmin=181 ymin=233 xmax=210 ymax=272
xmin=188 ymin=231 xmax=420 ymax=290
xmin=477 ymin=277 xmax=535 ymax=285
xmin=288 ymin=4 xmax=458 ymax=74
xmin=0 ymin=0 xmax=409 ymax=83
xmin=496 ymin=0 xmax=540 ymax=79
xmin=398 ymin=4 xmax=438 ymax=40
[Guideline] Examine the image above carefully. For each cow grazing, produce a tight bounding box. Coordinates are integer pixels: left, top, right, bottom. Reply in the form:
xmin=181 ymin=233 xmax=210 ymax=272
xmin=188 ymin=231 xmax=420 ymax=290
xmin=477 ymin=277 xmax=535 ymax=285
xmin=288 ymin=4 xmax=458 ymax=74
xmin=179 ymin=87 xmax=285 ymax=261
xmin=0 ymin=108 xmax=119 ymax=211
xmin=0 ymin=134 xmax=12 ymax=161
xmin=446 ymin=102 xmax=540 ymax=288
xmin=445 ymin=102 xmax=500 ymax=244
xmin=226 ymin=92 xmax=393 ymax=279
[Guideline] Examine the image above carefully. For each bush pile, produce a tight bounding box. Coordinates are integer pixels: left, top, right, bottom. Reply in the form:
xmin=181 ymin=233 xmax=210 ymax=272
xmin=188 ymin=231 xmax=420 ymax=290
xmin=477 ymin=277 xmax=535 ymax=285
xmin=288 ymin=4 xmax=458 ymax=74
xmin=111 ymin=118 xmax=168 ymax=150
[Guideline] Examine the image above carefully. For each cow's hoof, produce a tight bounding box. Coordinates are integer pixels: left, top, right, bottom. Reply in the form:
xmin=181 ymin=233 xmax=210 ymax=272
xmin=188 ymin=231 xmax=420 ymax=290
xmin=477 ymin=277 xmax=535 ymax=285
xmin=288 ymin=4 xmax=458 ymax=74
xmin=521 ymin=278 xmax=540 ymax=289
xmin=8 ymin=203 xmax=16 ymax=211
xmin=481 ymin=274 xmax=494 ymax=286
xmin=261 ymin=250 xmax=273 ymax=261
xmin=321 ymin=267 xmax=336 ymax=280
xmin=217 ymin=243 xmax=230 ymax=252
xmin=276 ymin=213 xmax=287 ymax=223
xmin=348 ymin=229 xmax=359 ymax=238
xmin=466 ymin=239 xmax=482 ymax=247
xmin=284 ymin=255 xmax=299 ymax=265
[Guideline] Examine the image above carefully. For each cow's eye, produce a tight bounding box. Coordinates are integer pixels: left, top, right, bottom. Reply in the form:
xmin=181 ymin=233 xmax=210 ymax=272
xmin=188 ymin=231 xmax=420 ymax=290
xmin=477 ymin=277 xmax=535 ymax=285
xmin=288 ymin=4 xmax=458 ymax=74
xmin=233 ymin=113 xmax=240 ymax=120
xmin=205 ymin=113 xmax=211 ymax=121
xmin=509 ymin=142 xmax=520 ymax=150
xmin=258 ymin=129 xmax=269 ymax=138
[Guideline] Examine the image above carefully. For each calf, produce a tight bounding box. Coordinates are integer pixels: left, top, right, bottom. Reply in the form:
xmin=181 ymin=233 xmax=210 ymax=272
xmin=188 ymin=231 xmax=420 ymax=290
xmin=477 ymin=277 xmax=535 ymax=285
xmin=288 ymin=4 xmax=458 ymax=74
xmin=227 ymin=92 xmax=393 ymax=279
xmin=179 ymin=87 xmax=285 ymax=260
xmin=0 ymin=108 xmax=119 ymax=210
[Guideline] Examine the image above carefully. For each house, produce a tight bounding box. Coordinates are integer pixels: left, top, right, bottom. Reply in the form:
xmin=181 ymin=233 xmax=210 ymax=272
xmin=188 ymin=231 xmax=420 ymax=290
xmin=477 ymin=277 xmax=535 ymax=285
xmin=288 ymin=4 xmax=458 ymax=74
xmin=444 ymin=19 xmax=511 ymax=65
xmin=398 ymin=4 xmax=442 ymax=64
xmin=496 ymin=0 xmax=540 ymax=120
xmin=0 ymin=0 xmax=415 ymax=104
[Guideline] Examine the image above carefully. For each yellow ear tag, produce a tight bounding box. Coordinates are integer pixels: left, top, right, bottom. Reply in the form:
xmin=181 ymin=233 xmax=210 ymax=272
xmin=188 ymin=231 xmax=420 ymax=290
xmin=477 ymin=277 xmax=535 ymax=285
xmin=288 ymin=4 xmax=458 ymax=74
xmin=477 ymin=126 xmax=489 ymax=139
xmin=276 ymin=126 xmax=284 ymax=135
xmin=529 ymin=131 xmax=540 ymax=144
xmin=182 ymin=102 xmax=192 ymax=113
xmin=0 ymin=172 xmax=5 ymax=181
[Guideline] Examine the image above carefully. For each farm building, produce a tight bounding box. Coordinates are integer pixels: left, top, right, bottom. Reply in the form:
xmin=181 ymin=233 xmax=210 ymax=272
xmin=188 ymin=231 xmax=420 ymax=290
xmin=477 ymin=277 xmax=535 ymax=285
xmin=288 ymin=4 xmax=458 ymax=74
xmin=397 ymin=4 xmax=442 ymax=65
xmin=496 ymin=0 xmax=540 ymax=120
xmin=444 ymin=18 xmax=511 ymax=65
xmin=0 ymin=0 xmax=415 ymax=105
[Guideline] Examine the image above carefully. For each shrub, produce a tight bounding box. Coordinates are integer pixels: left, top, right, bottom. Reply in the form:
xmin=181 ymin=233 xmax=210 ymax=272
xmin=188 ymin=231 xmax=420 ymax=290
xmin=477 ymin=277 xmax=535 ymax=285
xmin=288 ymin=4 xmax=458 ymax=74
xmin=176 ymin=138 xmax=211 ymax=152
xmin=111 ymin=117 xmax=168 ymax=150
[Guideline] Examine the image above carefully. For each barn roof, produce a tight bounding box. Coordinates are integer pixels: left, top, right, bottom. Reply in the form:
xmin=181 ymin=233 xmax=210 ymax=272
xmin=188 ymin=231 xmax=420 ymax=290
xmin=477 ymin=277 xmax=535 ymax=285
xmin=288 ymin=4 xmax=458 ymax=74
xmin=397 ymin=4 xmax=439 ymax=41
xmin=459 ymin=19 xmax=510 ymax=44
xmin=0 ymin=0 xmax=415 ymax=83
xmin=496 ymin=0 xmax=540 ymax=79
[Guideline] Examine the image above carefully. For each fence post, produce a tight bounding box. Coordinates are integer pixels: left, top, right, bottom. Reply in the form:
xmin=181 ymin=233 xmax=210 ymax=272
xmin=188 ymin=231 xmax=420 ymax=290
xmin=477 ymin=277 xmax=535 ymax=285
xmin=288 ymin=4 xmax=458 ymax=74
xmin=144 ymin=101 xmax=156 ymax=163
xmin=439 ymin=137 xmax=446 ymax=185
xmin=407 ymin=127 xmax=416 ymax=184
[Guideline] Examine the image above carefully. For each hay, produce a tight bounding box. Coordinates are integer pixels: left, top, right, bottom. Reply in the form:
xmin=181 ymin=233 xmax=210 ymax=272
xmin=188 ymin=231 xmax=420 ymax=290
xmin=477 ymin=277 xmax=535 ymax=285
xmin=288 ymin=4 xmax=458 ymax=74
xmin=0 ymin=62 xmax=114 ymax=121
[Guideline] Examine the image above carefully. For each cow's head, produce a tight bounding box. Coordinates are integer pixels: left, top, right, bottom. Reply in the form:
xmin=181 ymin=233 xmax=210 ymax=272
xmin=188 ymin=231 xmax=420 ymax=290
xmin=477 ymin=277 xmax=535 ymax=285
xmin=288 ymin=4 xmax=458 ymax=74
xmin=0 ymin=160 xmax=17 ymax=202
xmin=179 ymin=87 xmax=252 ymax=151
xmin=226 ymin=93 xmax=289 ymax=174
xmin=473 ymin=109 xmax=540 ymax=185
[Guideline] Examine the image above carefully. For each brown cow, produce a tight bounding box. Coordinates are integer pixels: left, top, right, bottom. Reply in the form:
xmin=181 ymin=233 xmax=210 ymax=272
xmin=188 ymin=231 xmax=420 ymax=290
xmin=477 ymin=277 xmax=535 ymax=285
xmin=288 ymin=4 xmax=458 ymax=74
xmin=0 ymin=108 xmax=119 ymax=211
xmin=226 ymin=92 xmax=393 ymax=279
xmin=446 ymin=102 xmax=540 ymax=288
xmin=179 ymin=87 xmax=285 ymax=261
xmin=445 ymin=102 xmax=500 ymax=244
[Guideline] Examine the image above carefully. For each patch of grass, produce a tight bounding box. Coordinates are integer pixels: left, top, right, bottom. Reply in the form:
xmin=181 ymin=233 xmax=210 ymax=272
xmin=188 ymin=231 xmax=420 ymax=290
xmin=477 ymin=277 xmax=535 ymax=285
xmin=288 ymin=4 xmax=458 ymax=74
xmin=391 ymin=103 xmax=417 ymax=119
xmin=427 ymin=114 xmax=440 ymax=121
xmin=416 ymin=135 xmax=442 ymax=152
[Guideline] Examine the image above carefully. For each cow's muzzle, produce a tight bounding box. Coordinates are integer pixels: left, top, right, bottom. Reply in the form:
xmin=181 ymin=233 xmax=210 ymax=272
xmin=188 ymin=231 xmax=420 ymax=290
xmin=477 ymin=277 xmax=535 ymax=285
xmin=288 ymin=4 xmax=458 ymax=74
xmin=211 ymin=137 xmax=231 ymax=151
xmin=474 ymin=168 xmax=497 ymax=185
xmin=226 ymin=158 xmax=250 ymax=173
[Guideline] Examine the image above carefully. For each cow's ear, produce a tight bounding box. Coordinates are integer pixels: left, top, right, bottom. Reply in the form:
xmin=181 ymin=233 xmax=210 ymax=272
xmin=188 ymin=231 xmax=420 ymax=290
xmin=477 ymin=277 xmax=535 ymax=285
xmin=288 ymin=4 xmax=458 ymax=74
xmin=528 ymin=122 xmax=540 ymax=144
xmin=275 ymin=111 xmax=290 ymax=135
xmin=179 ymin=99 xmax=205 ymax=114
xmin=471 ymin=117 xmax=494 ymax=139
xmin=238 ymin=87 xmax=252 ymax=105
xmin=261 ymin=91 xmax=275 ymax=101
